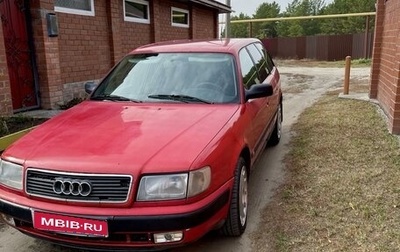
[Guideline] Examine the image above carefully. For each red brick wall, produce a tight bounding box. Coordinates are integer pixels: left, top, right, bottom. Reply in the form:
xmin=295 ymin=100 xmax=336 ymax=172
xmin=0 ymin=22 xmax=12 ymax=115
xmin=120 ymin=5 xmax=152 ymax=55
xmin=57 ymin=1 xmax=112 ymax=84
xmin=56 ymin=0 xmax=219 ymax=75
xmin=30 ymin=0 xmax=63 ymax=109
xmin=192 ymin=7 xmax=217 ymax=39
xmin=158 ymin=1 xmax=190 ymax=41
xmin=55 ymin=0 xmax=218 ymax=105
xmin=107 ymin=1 xmax=124 ymax=63
xmin=158 ymin=1 xmax=218 ymax=41
xmin=2 ymin=0 xmax=220 ymax=112
xmin=108 ymin=0 xmax=219 ymax=57
xmin=370 ymin=0 xmax=400 ymax=134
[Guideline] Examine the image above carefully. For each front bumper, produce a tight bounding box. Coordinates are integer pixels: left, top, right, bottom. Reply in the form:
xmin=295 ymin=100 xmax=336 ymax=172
xmin=0 ymin=189 xmax=230 ymax=251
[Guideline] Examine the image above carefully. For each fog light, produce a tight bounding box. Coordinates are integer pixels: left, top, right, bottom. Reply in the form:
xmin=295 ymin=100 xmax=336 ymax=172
xmin=0 ymin=214 xmax=15 ymax=226
xmin=153 ymin=231 xmax=183 ymax=243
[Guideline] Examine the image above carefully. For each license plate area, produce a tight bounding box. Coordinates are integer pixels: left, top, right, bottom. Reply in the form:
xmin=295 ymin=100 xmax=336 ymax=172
xmin=32 ymin=211 xmax=108 ymax=237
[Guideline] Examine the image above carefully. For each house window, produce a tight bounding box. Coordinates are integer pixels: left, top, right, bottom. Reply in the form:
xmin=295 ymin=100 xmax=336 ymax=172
xmin=124 ymin=0 xmax=150 ymax=24
xmin=171 ymin=7 xmax=189 ymax=28
xmin=54 ymin=0 xmax=95 ymax=16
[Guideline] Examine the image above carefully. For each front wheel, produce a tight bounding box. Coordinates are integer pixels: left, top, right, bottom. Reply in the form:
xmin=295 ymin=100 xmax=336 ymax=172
xmin=220 ymin=157 xmax=248 ymax=236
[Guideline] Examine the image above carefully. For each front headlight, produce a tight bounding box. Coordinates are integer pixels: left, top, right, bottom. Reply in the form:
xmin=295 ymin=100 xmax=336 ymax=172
xmin=137 ymin=174 xmax=188 ymax=201
xmin=137 ymin=167 xmax=212 ymax=201
xmin=0 ymin=159 xmax=23 ymax=190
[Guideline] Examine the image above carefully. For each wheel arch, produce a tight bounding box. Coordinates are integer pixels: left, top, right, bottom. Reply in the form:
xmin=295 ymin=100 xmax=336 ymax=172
xmin=239 ymin=147 xmax=251 ymax=176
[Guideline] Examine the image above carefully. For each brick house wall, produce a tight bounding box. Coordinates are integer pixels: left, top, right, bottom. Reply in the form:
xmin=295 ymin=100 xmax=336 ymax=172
xmin=158 ymin=1 xmax=190 ymax=41
xmin=57 ymin=0 xmax=220 ymax=107
xmin=191 ymin=7 xmax=217 ymax=39
xmin=58 ymin=2 xmax=112 ymax=85
xmin=0 ymin=23 xmax=12 ymax=115
xmin=56 ymin=1 xmax=113 ymax=103
xmin=0 ymin=0 xmax=225 ymax=115
xmin=370 ymin=0 xmax=400 ymax=134
xmin=57 ymin=0 xmax=219 ymax=106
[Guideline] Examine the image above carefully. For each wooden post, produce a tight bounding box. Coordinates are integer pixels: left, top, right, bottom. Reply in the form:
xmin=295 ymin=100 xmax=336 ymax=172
xmin=249 ymin=22 xmax=253 ymax=38
xmin=343 ymin=56 xmax=351 ymax=95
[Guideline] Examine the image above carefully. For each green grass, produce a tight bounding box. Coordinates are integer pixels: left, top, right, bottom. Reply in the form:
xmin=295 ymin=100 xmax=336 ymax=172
xmin=352 ymin=58 xmax=372 ymax=66
xmin=253 ymin=94 xmax=400 ymax=251
xmin=0 ymin=116 xmax=46 ymax=137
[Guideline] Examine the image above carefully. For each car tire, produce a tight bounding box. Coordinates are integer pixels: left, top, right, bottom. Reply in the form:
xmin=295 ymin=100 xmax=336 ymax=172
xmin=221 ymin=157 xmax=248 ymax=236
xmin=268 ymin=102 xmax=282 ymax=146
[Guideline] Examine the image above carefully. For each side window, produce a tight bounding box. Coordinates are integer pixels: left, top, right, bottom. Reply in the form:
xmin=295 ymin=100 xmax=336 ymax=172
xmin=254 ymin=42 xmax=274 ymax=73
xmin=54 ymin=0 xmax=95 ymax=16
xmin=247 ymin=44 xmax=268 ymax=82
xmin=171 ymin=7 xmax=190 ymax=28
xmin=239 ymin=48 xmax=259 ymax=90
xmin=124 ymin=0 xmax=150 ymax=24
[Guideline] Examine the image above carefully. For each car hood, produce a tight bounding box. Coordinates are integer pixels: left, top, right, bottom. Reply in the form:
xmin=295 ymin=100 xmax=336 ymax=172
xmin=4 ymin=101 xmax=239 ymax=174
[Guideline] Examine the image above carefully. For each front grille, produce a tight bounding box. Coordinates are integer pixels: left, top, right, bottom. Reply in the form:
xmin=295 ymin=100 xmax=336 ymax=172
xmin=26 ymin=169 xmax=132 ymax=203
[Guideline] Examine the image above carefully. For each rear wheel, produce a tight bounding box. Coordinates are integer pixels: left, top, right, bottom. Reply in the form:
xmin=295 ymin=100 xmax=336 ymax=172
xmin=221 ymin=157 xmax=248 ymax=236
xmin=268 ymin=102 xmax=282 ymax=146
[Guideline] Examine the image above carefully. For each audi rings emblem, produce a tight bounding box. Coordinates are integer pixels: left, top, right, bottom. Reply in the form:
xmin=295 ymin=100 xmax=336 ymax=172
xmin=53 ymin=178 xmax=92 ymax=197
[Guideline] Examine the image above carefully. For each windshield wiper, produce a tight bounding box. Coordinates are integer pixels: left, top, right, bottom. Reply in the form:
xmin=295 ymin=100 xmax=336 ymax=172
xmin=148 ymin=94 xmax=213 ymax=104
xmin=91 ymin=94 xmax=142 ymax=103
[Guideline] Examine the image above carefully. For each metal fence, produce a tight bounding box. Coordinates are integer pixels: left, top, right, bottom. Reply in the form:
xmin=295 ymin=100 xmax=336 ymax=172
xmin=262 ymin=33 xmax=374 ymax=61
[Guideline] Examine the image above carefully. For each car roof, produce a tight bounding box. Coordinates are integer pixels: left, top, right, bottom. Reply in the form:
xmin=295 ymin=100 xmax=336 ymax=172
xmin=131 ymin=38 xmax=261 ymax=54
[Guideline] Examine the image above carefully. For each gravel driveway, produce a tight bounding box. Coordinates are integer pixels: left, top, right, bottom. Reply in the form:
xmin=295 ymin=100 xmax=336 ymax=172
xmin=0 ymin=66 xmax=371 ymax=252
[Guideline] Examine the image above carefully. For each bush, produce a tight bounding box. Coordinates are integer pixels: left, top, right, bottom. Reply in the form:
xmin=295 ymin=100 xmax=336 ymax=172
xmin=0 ymin=116 xmax=47 ymax=137
xmin=59 ymin=97 xmax=84 ymax=110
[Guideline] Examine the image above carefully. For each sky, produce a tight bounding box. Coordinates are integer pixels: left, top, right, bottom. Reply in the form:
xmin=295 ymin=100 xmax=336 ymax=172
xmin=216 ymin=0 xmax=333 ymax=16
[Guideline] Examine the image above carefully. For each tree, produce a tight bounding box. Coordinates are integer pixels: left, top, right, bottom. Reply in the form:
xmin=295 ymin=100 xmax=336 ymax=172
xmin=277 ymin=0 xmax=326 ymax=37
xmin=320 ymin=0 xmax=375 ymax=35
xmin=252 ymin=2 xmax=281 ymax=38
xmin=227 ymin=13 xmax=252 ymax=38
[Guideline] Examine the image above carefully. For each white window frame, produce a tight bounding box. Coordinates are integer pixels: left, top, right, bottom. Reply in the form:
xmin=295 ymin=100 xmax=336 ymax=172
xmin=171 ymin=7 xmax=189 ymax=28
xmin=124 ymin=0 xmax=151 ymax=24
xmin=54 ymin=0 xmax=95 ymax=16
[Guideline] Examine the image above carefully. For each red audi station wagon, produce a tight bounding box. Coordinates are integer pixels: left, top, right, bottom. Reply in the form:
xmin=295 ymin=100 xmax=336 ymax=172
xmin=0 ymin=39 xmax=282 ymax=251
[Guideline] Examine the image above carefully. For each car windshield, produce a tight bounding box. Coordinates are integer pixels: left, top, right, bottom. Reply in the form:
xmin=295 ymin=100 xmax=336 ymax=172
xmin=91 ymin=53 xmax=239 ymax=104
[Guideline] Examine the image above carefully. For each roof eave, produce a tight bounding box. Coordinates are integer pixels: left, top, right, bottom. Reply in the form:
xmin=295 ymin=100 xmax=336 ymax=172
xmin=190 ymin=0 xmax=232 ymax=13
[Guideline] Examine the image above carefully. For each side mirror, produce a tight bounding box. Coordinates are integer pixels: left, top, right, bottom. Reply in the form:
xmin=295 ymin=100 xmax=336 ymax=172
xmin=245 ymin=83 xmax=273 ymax=101
xmin=84 ymin=81 xmax=97 ymax=94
